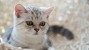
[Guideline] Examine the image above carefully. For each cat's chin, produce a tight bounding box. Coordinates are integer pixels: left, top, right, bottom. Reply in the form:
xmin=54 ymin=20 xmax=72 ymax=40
xmin=34 ymin=32 xmax=38 ymax=35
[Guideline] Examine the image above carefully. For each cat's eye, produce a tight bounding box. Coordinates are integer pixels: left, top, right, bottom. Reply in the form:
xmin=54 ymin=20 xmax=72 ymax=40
xmin=26 ymin=21 xmax=34 ymax=26
xmin=39 ymin=21 xmax=45 ymax=26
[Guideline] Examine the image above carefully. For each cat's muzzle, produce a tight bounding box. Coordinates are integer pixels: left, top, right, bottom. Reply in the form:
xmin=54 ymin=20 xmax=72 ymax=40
xmin=34 ymin=28 xmax=39 ymax=32
xmin=34 ymin=32 xmax=38 ymax=35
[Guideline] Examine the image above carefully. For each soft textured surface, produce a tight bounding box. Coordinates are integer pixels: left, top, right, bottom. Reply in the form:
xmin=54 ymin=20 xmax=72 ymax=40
xmin=0 ymin=0 xmax=89 ymax=50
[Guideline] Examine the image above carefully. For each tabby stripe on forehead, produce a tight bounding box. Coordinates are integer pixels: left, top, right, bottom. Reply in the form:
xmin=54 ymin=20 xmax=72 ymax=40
xmin=30 ymin=7 xmax=42 ymax=19
xmin=37 ymin=10 xmax=41 ymax=16
xmin=35 ymin=9 xmax=39 ymax=19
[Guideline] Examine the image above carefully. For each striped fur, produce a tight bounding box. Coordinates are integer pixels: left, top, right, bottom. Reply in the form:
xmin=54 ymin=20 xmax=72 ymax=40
xmin=3 ymin=4 xmax=74 ymax=50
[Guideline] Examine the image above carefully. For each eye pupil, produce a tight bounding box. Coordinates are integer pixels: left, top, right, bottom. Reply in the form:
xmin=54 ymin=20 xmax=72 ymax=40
xmin=26 ymin=21 xmax=33 ymax=26
xmin=40 ymin=22 xmax=45 ymax=26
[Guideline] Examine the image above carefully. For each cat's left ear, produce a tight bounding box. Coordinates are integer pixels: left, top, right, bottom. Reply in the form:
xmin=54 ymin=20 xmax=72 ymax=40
xmin=44 ymin=7 xmax=54 ymax=16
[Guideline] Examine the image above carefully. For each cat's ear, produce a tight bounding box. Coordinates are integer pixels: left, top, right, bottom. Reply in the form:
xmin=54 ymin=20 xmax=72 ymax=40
xmin=44 ymin=7 xmax=54 ymax=15
xmin=15 ymin=4 xmax=27 ymax=18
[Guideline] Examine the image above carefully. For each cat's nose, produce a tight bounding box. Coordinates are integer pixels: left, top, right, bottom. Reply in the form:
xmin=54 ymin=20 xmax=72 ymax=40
xmin=34 ymin=28 xmax=39 ymax=32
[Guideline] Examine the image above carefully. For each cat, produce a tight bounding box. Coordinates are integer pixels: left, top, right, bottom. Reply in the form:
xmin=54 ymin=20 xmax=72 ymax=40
xmin=3 ymin=4 xmax=74 ymax=50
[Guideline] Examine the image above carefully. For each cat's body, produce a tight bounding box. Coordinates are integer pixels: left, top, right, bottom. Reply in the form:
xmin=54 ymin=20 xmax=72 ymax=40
xmin=3 ymin=4 xmax=74 ymax=50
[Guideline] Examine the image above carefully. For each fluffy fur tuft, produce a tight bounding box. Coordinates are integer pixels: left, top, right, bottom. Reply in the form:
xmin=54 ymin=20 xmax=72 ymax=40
xmin=47 ymin=25 xmax=74 ymax=40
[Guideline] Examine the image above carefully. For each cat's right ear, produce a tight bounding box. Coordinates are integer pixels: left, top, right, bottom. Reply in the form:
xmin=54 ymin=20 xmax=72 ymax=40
xmin=15 ymin=4 xmax=27 ymax=18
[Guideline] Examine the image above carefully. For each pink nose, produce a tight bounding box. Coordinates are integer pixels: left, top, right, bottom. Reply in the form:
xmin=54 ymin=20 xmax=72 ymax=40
xmin=34 ymin=28 xmax=39 ymax=32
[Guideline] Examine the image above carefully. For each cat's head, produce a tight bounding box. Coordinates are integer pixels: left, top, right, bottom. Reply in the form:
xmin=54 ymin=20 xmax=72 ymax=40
xmin=14 ymin=4 xmax=53 ymax=35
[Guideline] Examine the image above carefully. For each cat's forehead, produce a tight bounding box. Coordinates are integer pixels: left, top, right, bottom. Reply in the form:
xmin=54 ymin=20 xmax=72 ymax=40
xmin=27 ymin=6 xmax=42 ymax=13
xmin=28 ymin=7 xmax=42 ymax=18
xmin=25 ymin=7 xmax=47 ymax=20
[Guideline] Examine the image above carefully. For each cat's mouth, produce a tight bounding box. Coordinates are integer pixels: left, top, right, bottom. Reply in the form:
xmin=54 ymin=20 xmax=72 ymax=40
xmin=34 ymin=32 xmax=38 ymax=35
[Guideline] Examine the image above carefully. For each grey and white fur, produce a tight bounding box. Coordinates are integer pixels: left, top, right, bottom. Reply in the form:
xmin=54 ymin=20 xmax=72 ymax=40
xmin=3 ymin=4 xmax=74 ymax=50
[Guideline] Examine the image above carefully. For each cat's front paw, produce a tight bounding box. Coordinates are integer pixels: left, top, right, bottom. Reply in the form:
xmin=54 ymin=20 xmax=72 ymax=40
xmin=0 ymin=43 xmax=12 ymax=50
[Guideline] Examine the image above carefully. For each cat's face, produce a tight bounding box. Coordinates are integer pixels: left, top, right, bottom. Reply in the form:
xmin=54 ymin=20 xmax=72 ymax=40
xmin=14 ymin=4 xmax=53 ymax=35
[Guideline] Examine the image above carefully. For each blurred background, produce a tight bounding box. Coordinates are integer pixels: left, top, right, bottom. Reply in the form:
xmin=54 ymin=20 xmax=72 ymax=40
xmin=0 ymin=0 xmax=89 ymax=50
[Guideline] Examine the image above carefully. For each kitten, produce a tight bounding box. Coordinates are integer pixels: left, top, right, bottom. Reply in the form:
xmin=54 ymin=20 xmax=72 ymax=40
xmin=3 ymin=4 xmax=74 ymax=50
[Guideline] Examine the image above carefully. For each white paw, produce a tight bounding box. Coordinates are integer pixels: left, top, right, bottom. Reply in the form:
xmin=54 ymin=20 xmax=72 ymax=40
xmin=48 ymin=47 xmax=55 ymax=50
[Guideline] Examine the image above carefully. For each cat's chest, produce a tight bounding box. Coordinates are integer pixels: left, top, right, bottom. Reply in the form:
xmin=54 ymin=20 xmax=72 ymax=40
xmin=11 ymin=32 xmax=47 ymax=48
